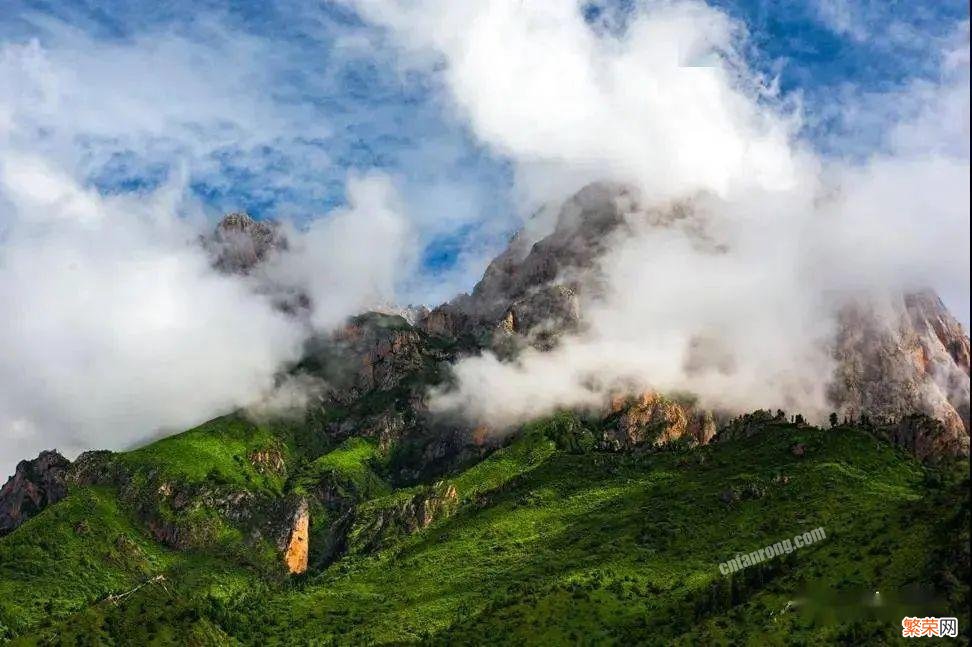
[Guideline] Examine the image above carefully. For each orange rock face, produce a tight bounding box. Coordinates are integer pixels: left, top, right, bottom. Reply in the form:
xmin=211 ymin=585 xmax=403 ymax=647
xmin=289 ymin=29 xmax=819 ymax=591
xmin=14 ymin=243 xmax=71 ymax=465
xmin=284 ymin=508 xmax=309 ymax=575
xmin=471 ymin=425 xmax=490 ymax=446
xmin=603 ymin=391 xmax=715 ymax=449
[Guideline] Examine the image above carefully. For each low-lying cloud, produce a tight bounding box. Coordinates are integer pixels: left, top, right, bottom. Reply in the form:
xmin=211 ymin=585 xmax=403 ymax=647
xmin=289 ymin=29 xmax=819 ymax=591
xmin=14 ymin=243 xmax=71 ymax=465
xmin=353 ymin=1 xmax=970 ymax=427
xmin=0 ymin=8 xmax=429 ymax=478
xmin=0 ymin=152 xmax=418 ymax=477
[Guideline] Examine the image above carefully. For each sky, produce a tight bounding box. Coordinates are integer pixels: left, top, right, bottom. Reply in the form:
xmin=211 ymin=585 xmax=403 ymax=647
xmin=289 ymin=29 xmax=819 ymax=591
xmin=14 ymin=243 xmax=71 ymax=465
xmin=0 ymin=0 xmax=968 ymax=477
xmin=1 ymin=0 xmax=966 ymax=272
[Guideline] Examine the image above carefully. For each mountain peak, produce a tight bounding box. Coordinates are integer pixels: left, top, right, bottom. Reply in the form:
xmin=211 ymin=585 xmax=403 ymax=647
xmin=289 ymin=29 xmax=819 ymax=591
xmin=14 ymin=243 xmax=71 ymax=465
xmin=208 ymin=212 xmax=287 ymax=274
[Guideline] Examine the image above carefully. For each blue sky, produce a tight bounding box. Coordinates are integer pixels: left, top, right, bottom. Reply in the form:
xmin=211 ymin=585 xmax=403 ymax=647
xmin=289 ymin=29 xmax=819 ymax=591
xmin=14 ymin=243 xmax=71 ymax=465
xmin=1 ymin=0 xmax=966 ymax=280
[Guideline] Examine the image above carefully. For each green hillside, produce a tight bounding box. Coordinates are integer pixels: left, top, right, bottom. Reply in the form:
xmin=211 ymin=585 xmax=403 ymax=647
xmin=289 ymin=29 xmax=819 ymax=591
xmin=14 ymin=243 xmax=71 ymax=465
xmin=1 ymin=415 xmax=967 ymax=645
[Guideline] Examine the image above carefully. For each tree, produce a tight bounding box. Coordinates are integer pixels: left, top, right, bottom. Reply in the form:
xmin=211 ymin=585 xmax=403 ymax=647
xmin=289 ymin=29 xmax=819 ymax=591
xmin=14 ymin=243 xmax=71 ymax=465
xmin=829 ymin=412 xmax=839 ymax=428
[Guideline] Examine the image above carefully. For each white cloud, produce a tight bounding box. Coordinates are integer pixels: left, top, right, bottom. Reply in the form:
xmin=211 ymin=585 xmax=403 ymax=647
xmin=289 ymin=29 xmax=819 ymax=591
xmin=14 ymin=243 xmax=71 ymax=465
xmin=0 ymin=24 xmax=333 ymax=206
xmin=266 ymin=173 xmax=419 ymax=330
xmin=0 ymin=27 xmax=422 ymax=477
xmin=351 ymin=1 xmax=969 ymax=427
xmin=0 ymin=153 xmax=306 ymax=475
xmin=348 ymin=0 xmax=803 ymax=211
xmin=813 ymin=0 xmax=868 ymax=42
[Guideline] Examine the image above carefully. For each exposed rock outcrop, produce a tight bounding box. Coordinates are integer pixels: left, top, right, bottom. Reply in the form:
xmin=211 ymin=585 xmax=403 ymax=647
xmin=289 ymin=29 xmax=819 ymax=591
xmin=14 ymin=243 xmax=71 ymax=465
xmin=419 ymin=182 xmax=636 ymax=346
xmin=869 ymin=413 xmax=967 ymax=462
xmin=831 ymin=291 xmax=970 ymax=456
xmin=249 ymin=447 xmax=287 ymax=477
xmin=0 ymin=450 xmax=71 ymax=535
xmin=600 ymin=392 xmax=716 ymax=451
xmin=207 ymin=212 xmax=287 ymax=275
xmin=347 ymin=481 xmax=459 ymax=554
xmin=68 ymin=450 xmax=118 ymax=487
xmin=282 ymin=499 xmax=309 ymax=575
xmin=306 ymin=312 xmax=439 ymax=408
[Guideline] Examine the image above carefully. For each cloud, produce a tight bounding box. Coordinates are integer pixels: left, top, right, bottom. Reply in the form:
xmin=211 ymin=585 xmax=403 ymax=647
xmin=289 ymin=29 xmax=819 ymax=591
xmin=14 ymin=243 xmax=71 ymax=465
xmin=265 ymin=172 xmax=419 ymax=330
xmin=350 ymin=1 xmax=969 ymax=427
xmin=0 ymin=27 xmax=425 ymax=477
xmin=0 ymin=20 xmax=334 ymax=211
xmin=347 ymin=0 xmax=802 ymax=210
xmin=812 ymin=0 xmax=868 ymax=42
xmin=0 ymin=152 xmax=306 ymax=476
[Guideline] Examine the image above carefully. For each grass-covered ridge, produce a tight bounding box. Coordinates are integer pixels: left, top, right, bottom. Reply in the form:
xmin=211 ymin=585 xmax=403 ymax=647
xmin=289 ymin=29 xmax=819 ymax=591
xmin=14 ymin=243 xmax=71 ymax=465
xmin=1 ymin=416 xmax=968 ymax=644
xmin=118 ymin=416 xmax=294 ymax=493
xmin=294 ymin=437 xmax=389 ymax=500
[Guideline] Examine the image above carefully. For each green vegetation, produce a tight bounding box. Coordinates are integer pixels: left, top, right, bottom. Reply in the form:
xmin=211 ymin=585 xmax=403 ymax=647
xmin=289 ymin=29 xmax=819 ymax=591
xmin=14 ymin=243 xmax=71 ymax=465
xmin=294 ymin=437 xmax=389 ymax=501
xmin=0 ymin=486 xmax=177 ymax=638
xmin=1 ymin=415 xmax=968 ymax=645
xmin=119 ymin=416 xmax=292 ymax=494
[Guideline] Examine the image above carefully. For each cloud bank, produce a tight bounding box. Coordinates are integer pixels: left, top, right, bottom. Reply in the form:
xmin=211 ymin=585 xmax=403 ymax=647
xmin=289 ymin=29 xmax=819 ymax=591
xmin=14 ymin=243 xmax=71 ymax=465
xmin=349 ymin=1 xmax=970 ymax=426
xmin=0 ymin=32 xmax=419 ymax=476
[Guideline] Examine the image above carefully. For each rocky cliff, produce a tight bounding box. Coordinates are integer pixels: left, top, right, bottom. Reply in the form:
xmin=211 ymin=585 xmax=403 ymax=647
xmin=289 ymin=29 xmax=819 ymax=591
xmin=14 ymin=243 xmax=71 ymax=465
xmin=0 ymin=451 xmax=70 ymax=535
xmin=831 ymin=290 xmax=970 ymax=454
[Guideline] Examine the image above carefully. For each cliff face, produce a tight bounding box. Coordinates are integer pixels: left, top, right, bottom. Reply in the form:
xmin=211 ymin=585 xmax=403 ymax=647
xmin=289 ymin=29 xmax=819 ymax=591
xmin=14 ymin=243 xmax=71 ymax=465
xmin=601 ymin=392 xmax=717 ymax=451
xmin=347 ymin=481 xmax=459 ymax=555
xmin=419 ymin=183 xmax=635 ymax=349
xmin=831 ymin=291 xmax=970 ymax=455
xmin=282 ymin=499 xmax=310 ymax=575
xmin=0 ymin=451 xmax=71 ymax=535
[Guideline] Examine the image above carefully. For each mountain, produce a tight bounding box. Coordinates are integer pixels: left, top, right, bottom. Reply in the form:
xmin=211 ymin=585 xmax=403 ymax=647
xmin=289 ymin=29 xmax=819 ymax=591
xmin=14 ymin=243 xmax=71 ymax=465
xmin=0 ymin=185 xmax=969 ymax=644
xmin=204 ymin=212 xmax=288 ymax=275
xmin=418 ymin=182 xmax=970 ymax=452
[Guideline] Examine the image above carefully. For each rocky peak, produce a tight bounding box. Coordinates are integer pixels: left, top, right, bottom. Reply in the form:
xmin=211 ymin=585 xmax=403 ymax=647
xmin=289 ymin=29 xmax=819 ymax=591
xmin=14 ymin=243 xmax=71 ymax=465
xmin=452 ymin=182 xmax=635 ymax=323
xmin=420 ymin=182 xmax=970 ymax=457
xmin=419 ymin=182 xmax=641 ymax=348
xmin=0 ymin=450 xmax=71 ymax=535
xmin=207 ymin=212 xmax=287 ymax=274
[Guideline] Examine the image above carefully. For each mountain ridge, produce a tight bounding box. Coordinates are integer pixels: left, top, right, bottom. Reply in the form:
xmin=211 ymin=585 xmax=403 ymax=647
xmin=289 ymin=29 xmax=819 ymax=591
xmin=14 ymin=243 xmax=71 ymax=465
xmin=0 ymin=183 xmax=969 ymax=644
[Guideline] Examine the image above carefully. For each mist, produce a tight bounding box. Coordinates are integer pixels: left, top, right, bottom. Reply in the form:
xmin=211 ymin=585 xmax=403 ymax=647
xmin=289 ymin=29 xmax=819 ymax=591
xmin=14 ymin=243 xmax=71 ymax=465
xmin=350 ymin=0 xmax=970 ymax=427
xmin=0 ymin=32 xmax=420 ymax=477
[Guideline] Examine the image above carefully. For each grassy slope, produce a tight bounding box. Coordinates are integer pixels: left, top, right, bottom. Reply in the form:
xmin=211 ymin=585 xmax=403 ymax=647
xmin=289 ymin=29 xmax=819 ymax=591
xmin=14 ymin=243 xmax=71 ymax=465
xmin=118 ymin=416 xmax=295 ymax=494
xmin=239 ymin=424 xmax=963 ymax=645
xmin=293 ymin=437 xmax=390 ymax=501
xmin=0 ymin=486 xmax=177 ymax=638
xmin=2 ymin=422 xmax=968 ymax=645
